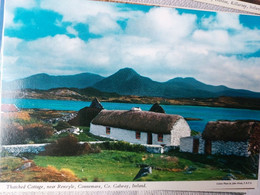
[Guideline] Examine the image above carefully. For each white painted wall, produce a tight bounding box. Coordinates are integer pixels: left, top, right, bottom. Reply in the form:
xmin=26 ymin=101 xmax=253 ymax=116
xmin=90 ymin=124 xmax=148 ymax=145
xmin=90 ymin=123 xmax=179 ymax=146
xmin=90 ymin=118 xmax=191 ymax=146
xmin=180 ymin=136 xmax=194 ymax=153
xmin=170 ymin=118 xmax=191 ymax=146
xmin=151 ymin=133 xmax=171 ymax=146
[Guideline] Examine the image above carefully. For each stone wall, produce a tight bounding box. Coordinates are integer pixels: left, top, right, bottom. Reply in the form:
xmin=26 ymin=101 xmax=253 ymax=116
xmin=179 ymin=135 xmax=250 ymax=157
xmin=211 ymin=140 xmax=250 ymax=157
xmin=1 ymin=142 xmax=176 ymax=156
xmin=1 ymin=144 xmax=48 ymax=156
xmin=198 ymin=136 xmax=205 ymax=154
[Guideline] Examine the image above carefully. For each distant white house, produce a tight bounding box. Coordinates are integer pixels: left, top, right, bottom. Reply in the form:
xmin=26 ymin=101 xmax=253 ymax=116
xmin=180 ymin=120 xmax=260 ymax=157
xmin=1 ymin=104 xmax=19 ymax=113
xmin=90 ymin=109 xmax=191 ymax=146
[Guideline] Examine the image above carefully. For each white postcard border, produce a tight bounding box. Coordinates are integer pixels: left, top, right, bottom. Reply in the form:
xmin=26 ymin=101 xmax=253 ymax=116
xmin=0 ymin=0 xmax=260 ymax=194
xmin=0 ymin=180 xmax=257 ymax=193
xmin=194 ymin=0 xmax=260 ymax=14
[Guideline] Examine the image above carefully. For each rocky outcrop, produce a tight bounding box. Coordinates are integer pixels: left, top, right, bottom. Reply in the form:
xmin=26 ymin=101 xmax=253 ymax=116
xmin=69 ymin=98 xmax=103 ymax=127
xmin=149 ymin=103 xmax=165 ymax=113
xmin=90 ymin=97 xmax=104 ymax=109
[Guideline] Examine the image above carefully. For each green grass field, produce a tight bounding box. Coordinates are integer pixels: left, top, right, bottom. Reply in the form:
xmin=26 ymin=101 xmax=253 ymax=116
xmin=33 ymin=150 xmax=256 ymax=182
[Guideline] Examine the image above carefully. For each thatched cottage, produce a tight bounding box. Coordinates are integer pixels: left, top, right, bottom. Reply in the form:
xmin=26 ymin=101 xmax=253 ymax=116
xmin=90 ymin=109 xmax=191 ymax=146
xmin=180 ymin=120 xmax=260 ymax=157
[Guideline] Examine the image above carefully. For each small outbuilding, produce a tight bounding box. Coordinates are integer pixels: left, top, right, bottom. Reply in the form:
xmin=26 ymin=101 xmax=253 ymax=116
xmin=180 ymin=120 xmax=260 ymax=157
xmin=90 ymin=109 xmax=191 ymax=146
xmin=1 ymin=104 xmax=19 ymax=113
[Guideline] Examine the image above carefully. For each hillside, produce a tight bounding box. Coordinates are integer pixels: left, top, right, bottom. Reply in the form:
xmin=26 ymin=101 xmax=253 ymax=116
xmin=3 ymin=73 xmax=104 ymax=90
xmin=93 ymin=68 xmax=163 ymax=96
xmin=3 ymin=67 xmax=260 ymax=99
xmin=93 ymin=68 xmax=260 ymax=98
xmin=2 ymin=87 xmax=120 ymax=101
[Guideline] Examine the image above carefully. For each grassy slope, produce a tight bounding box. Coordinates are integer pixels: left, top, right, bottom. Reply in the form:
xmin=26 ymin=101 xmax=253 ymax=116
xmin=33 ymin=150 xmax=254 ymax=182
xmin=0 ymin=157 xmax=81 ymax=182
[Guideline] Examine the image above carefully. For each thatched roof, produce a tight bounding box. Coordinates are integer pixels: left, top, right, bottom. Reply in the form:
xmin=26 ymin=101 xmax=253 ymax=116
xmin=202 ymin=120 xmax=260 ymax=142
xmin=149 ymin=103 xmax=165 ymax=113
xmin=91 ymin=110 xmax=183 ymax=134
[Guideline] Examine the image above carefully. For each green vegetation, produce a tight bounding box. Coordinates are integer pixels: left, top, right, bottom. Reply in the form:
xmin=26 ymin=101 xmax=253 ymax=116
xmin=0 ymin=156 xmax=81 ymax=182
xmin=167 ymin=149 xmax=259 ymax=176
xmin=78 ymin=127 xmax=112 ymax=141
xmin=45 ymin=126 xmax=112 ymax=143
xmin=53 ymin=121 xmax=71 ymax=131
xmin=1 ymin=116 xmax=54 ymax=145
xmin=97 ymin=141 xmax=146 ymax=152
xmin=43 ymin=135 xmax=101 ymax=156
xmin=1 ymin=109 xmax=258 ymax=182
xmin=33 ymin=150 xmax=256 ymax=182
xmin=191 ymin=130 xmax=200 ymax=136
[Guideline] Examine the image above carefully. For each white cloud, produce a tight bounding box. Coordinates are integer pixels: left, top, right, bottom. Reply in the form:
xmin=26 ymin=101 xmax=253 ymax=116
xmin=87 ymin=13 xmax=122 ymax=35
xmin=126 ymin=7 xmax=197 ymax=43
xmin=191 ymin=27 xmax=260 ymax=55
xmin=39 ymin=0 xmax=143 ymax=36
xmin=40 ymin=0 xmax=118 ymax=23
xmin=202 ymin=12 xmax=242 ymax=30
xmin=2 ymin=2 xmax=260 ymax=92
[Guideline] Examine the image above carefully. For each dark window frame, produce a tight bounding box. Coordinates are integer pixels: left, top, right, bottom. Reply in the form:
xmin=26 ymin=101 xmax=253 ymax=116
xmin=158 ymin=133 xmax=163 ymax=142
xmin=106 ymin=127 xmax=111 ymax=135
xmin=136 ymin=131 xmax=141 ymax=139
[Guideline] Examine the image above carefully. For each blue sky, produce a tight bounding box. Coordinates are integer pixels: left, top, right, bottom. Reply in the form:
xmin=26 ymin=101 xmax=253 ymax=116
xmin=2 ymin=0 xmax=260 ymax=92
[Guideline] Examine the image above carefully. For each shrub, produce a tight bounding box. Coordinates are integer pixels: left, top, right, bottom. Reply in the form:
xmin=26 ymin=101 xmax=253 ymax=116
xmin=1 ymin=122 xmax=25 ymax=145
xmin=60 ymin=168 xmax=77 ymax=178
xmin=1 ymin=119 xmax=54 ymax=145
xmin=53 ymin=121 xmax=71 ymax=131
xmin=97 ymin=141 xmax=146 ymax=152
xmin=43 ymin=135 xmax=101 ymax=156
xmin=92 ymin=177 xmax=104 ymax=182
xmin=24 ymin=124 xmax=54 ymax=142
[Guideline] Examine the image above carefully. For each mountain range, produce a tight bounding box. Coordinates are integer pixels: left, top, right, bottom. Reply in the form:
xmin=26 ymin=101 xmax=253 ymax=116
xmin=3 ymin=68 xmax=260 ymax=99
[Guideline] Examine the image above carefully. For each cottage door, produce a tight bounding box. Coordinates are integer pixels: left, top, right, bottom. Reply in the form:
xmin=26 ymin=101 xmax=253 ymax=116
xmin=204 ymin=140 xmax=212 ymax=155
xmin=147 ymin=133 xmax=152 ymax=144
xmin=192 ymin=138 xmax=199 ymax=153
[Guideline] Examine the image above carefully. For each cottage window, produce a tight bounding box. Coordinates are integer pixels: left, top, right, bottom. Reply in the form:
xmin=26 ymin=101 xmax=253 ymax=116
xmin=158 ymin=133 xmax=163 ymax=142
xmin=106 ymin=127 xmax=111 ymax=134
xmin=136 ymin=131 xmax=141 ymax=139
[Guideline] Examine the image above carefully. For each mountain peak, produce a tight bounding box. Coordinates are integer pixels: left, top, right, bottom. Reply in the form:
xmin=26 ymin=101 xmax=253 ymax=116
xmin=116 ymin=67 xmax=138 ymax=75
xmin=167 ymin=77 xmax=199 ymax=82
xmin=29 ymin=73 xmax=50 ymax=78
xmin=111 ymin=68 xmax=140 ymax=81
